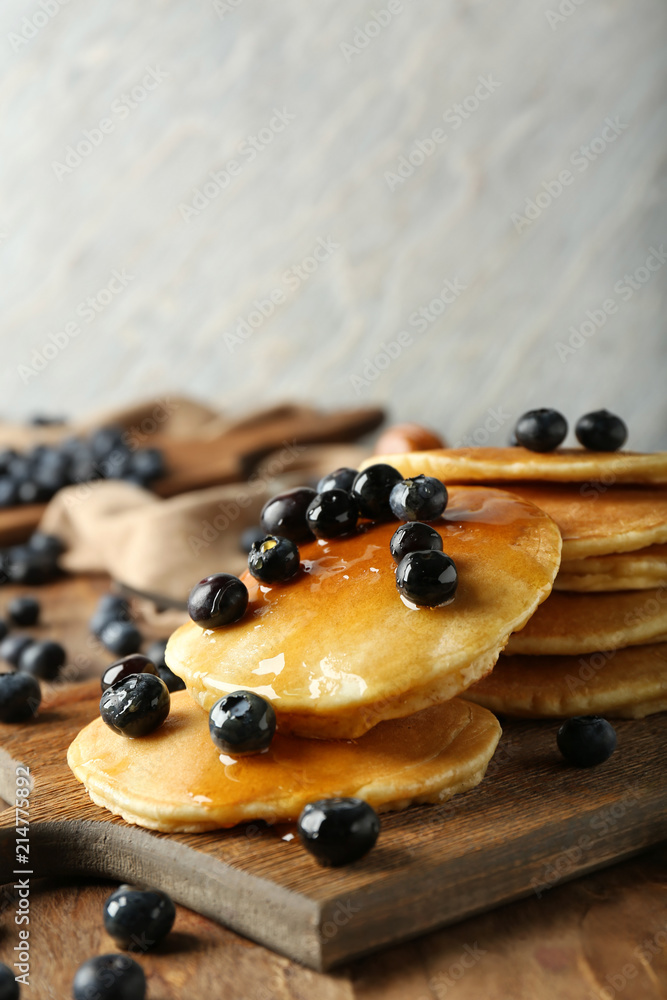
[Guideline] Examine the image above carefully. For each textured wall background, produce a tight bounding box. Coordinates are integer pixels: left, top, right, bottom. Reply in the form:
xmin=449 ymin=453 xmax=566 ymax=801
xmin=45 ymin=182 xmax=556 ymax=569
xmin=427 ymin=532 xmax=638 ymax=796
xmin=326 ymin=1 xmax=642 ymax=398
xmin=1 ymin=0 xmax=666 ymax=447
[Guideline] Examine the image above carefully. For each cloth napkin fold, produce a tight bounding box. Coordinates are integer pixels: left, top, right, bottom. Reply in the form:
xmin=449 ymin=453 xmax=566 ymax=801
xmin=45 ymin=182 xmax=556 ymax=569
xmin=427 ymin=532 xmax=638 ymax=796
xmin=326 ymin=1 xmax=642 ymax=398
xmin=39 ymin=442 xmax=370 ymax=603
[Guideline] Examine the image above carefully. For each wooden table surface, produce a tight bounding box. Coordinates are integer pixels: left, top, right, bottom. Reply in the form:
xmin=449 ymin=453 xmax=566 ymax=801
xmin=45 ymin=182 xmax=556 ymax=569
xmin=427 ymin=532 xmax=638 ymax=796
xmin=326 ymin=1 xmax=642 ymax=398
xmin=0 ymin=574 xmax=666 ymax=997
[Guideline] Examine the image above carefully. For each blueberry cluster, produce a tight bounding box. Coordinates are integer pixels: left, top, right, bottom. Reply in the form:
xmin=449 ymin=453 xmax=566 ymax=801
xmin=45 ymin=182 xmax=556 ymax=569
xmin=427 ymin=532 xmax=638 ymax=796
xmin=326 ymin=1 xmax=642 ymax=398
xmin=70 ymin=884 xmax=176 ymax=999
xmin=0 ymin=425 xmax=166 ymax=510
xmin=513 ymin=408 xmax=627 ymax=453
xmin=0 ymin=531 xmax=64 ymax=587
xmin=90 ymin=594 xmax=142 ymax=656
xmin=0 ymin=593 xmax=71 ymax=723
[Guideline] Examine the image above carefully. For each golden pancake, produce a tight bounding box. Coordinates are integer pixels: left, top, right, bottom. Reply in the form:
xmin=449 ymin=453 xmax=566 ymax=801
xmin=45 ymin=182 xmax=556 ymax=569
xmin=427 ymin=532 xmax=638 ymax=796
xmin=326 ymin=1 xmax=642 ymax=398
xmin=505 ymin=588 xmax=667 ymax=655
xmin=556 ymin=544 xmax=667 ymax=592
xmin=166 ymin=486 xmax=561 ymax=739
xmin=360 ymin=447 xmax=667 ymax=485
xmin=465 ymin=645 xmax=667 ymax=719
xmin=67 ymin=692 xmax=501 ymax=833
xmin=502 ymin=485 xmax=667 ymax=560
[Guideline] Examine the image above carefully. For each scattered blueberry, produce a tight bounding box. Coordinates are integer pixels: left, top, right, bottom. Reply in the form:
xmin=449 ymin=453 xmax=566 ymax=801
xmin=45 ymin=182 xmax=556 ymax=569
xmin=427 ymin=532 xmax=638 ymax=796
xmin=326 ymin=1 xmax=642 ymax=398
xmin=390 ymin=522 xmax=444 ymax=563
xmin=7 ymin=596 xmax=40 ymax=627
xmin=0 ymin=636 xmax=35 ymax=668
xmin=306 ymin=490 xmax=358 ymax=539
xmin=575 ymin=410 xmax=628 ymax=452
xmin=100 ymin=620 xmax=143 ymax=657
xmin=0 ymin=961 xmax=19 ymax=1000
xmin=351 ymin=464 xmax=402 ymax=520
xmin=248 ymin=535 xmax=300 ymax=584
xmin=0 ymin=478 xmax=19 ymax=509
xmin=0 ymin=620 xmax=8 ymax=643
xmin=104 ymin=885 xmax=176 ymax=951
xmin=297 ymin=797 xmax=380 ymax=867
xmin=18 ymin=640 xmax=65 ymax=680
xmin=260 ymin=487 xmax=317 ymax=543
xmin=145 ymin=639 xmax=168 ymax=669
xmin=209 ymin=690 xmax=276 ymax=755
xmin=126 ymin=447 xmax=166 ymax=483
xmin=239 ymin=525 xmax=266 ymax=554
xmin=90 ymin=594 xmax=131 ymax=637
xmin=72 ymin=954 xmax=145 ymax=1000
xmin=6 ymin=547 xmax=56 ymax=585
xmin=389 ymin=475 xmax=447 ymax=522
xmin=101 ymin=654 xmax=158 ymax=693
xmin=28 ymin=532 xmax=65 ymax=558
xmin=316 ymin=467 xmax=358 ymax=493
xmin=188 ymin=573 xmax=248 ymax=629
xmin=395 ymin=550 xmax=458 ymax=607
xmin=144 ymin=639 xmax=186 ymax=691
xmin=557 ymin=716 xmax=617 ymax=767
xmin=0 ymin=672 xmax=41 ymax=723
xmin=100 ymin=673 xmax=170 ymax=738
xmin=514 ymin=409 xmax=568 ymax=452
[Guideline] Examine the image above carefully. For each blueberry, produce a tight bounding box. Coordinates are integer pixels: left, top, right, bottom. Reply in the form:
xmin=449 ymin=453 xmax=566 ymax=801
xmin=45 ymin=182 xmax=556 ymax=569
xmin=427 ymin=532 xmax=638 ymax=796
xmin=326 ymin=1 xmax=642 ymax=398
xmin=351 ymin=464 xmax=402 ymax=520
xmin=7 ymin=596 xmax=40 ymax=627
xmin=18 ymin=640 xmax=65 ymax=680
xmin=260 ymin=487 xmax=317 ymax=543
xmin=100 ymin=620 xmax=143 ymax=657
xmin=157 ymin=664 xmax=186 ymax=693
xmin=209 ymin=690 xmax=276 ymax=755
xmin=0 ymin=961 xmax=18 ymax=999
xmin=17 ymin=480 xmax=52 ymax=504
xmin=0 ymin=620 xmax=7 ymax=642
xmin=0 ymin=449 xmax=17 ymax=474
xmin=305 ymin=490 xmax=358 ymax=539
xmin=316 ymin=467 xmax=358 ymax=493
xmin=90 ymin=594 xmax=131 ymax=636
xmin=396 ymin=550 xmax=458 ymax=607
xmin=90 ymin=426 xmax=126 ymax=460
xmin=390 ymin=522 xmax=444 ymax=563
xmin=6 ymin=548 xmax=56 ymax=585
xmin=72 ymin=953 xmax=145 ymax=1000
xmin=101 ymin=654 xmax=158 ymax=692
xmin=0 ymin=636 xmax=35 ymax=668
xmin=297 ymin=797 xmax=380 ymax=867
xmin=0 ymin=672 xmax=41 ymax=723
xmin=575 ymin=410 xmax=627 ymax=452
xmin=557 ymin=716 xmax=617 ymax=767
xmin=389 ymin=475 xmax=448 ymax=522
xmin=128 ymin=448 xmax=166 ymax=482
xmin=0 ymin=478 xmax=18 ymax=508
xmin=100 ymin=673 xmax=170 ymax=738
xmin=104 ymin=885 xmax=176 ymax=950
xmin=514 ymin=409 xmax=568 ymax=452
xmin=239 ymin=525 xmax=266 ymax=554
xmin=28 ymin=532 xmax=65 ymax=558
xmin=248 ymin=535 xmax=300 ymax=584
xmin=145 ymin=639 xmax=168 ymax=669
xmin=188 ymin=573 xmax=248 ymax=629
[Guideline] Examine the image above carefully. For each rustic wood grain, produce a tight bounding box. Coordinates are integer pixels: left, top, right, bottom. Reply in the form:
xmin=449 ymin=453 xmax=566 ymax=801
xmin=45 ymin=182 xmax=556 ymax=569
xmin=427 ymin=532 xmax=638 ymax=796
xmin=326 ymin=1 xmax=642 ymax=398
xmin=1 ymin=679 xmax=666 ymax=971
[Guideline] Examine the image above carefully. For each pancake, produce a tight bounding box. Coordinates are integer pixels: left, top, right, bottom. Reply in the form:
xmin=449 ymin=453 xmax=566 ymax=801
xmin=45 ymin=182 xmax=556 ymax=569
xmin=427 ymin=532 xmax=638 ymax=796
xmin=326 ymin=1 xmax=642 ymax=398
xmin=67 ymin=692 xmax=502 ymax=833
xmin=166 ymin=485 xmax=562 ymax=739
xmin=360 ymin=447 xmax=667 ymax=485
xmin=465 ymin=645 xmax=667 ymax=719
xmin=556 ymin=544 xmax=667 ymax=592
xmin=505 ymin=588 xmax=667 ymax=655
xmin=503 ymin=485 xmax=667 ymax=560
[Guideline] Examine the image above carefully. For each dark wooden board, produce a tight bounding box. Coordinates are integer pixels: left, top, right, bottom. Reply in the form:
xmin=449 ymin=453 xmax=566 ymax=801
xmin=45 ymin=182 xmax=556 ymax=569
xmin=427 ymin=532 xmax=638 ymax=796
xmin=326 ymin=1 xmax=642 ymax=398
xmin=1 ymin=682 xmax=666 ymax=971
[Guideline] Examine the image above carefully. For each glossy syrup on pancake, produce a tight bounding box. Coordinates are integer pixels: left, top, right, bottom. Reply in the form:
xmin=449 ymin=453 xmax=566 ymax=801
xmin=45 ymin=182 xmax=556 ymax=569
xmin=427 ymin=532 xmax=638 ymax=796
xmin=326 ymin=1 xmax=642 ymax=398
xmin=166 ymin=485 xmax=562 ymax=739
xmin=68 ymin=692 xmax=502 ymax=832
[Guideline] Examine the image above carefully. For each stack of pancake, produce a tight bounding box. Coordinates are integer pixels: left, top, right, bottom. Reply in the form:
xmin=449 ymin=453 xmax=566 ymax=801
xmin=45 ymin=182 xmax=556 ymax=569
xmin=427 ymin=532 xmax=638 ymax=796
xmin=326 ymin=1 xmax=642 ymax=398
xmin=69 ymin=483 xmax=563 ymax=832
xmin=365 ymin=447 xmax=667 ymax=721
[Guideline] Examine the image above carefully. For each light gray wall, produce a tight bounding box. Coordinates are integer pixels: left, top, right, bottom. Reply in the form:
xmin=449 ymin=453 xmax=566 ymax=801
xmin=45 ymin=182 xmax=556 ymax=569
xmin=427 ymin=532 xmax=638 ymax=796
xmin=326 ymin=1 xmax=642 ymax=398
xmin=1 ymin=0 xmax=666 ymax=448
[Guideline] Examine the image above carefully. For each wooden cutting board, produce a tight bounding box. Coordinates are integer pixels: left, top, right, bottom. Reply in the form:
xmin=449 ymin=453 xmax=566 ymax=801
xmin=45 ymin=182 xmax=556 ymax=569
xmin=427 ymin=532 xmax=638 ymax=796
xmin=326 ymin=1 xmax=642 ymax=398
xmin=0 ymin=405 xmax=384 ymax=545
xmin=1 ymin=682 xmax=666 ymax=972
